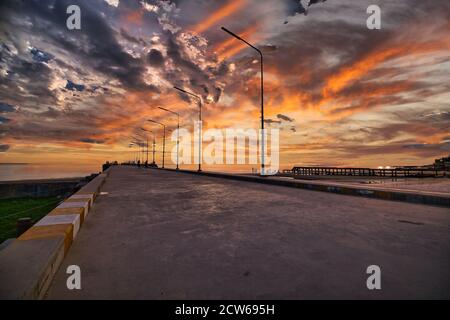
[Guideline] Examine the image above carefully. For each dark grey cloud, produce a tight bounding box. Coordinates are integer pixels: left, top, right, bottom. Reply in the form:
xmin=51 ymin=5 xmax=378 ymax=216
xmin=30 ymin=47 xmax=54 ymax=63
xmin=285 ymin=0 xmax=327 ymax=17
xmin=0 ymin=0 xmax=155 ymax=91
xmin=210 ymin=62 xmax=230 ymax=77
xmin=423 ymin=110 xmax=450 ymax=122
xmin=147 ymin=49 xmax=164 ymax=67
xmin=0 ymin=52 xmax=57 ymax=106
xmin=0 ymin=102 xmax=16 ymax=113
xmin=165 ymin=33 xmax=221 ymax=103
xmin=39 ymin=107 xmax=62 ymax=119
xmin=120 ymin=28 xmax=147 ymax=46
xmin=405 ymin=141 xmax=449 ymax=153
xmin=264 ymin=118 xmax=282 ymax=124
xmin=277 ymin=114 xmax=294 ymax=122
xmin=0 ymin=116 xmax=10 ymax=123
xmin=79 ymin=138 xmax=106 ymax=144
xmin=213 ymin=87 xmax=222 ymax=102
xmin=66 ymin=80 xmax=85 ymax=92
xmin=0 ymin=144 xmax=10 ymax=152
xmin=0 ymin=0 xmax=226 ymax=115
xmin=0 ymin=104 xmax=111 ymax=146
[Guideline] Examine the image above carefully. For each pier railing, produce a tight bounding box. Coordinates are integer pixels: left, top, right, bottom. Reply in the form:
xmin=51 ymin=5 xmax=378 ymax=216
xmin=281 ymin=166 xmax=449 ymax=178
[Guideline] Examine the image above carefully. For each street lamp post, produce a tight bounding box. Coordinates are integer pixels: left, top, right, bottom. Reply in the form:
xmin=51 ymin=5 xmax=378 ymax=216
xmin=129 ymin=143 xmax=134 ymax=164
xmin=132 ymin=142 xmax=138 ymax=163
xmin=130 ymin=141 xmax=140 ymax=164
xmin=132 ymin=136 xmax=143 ymax=164
xmin=173 ymin=86 xmax=202 ymax=172
xmin=152 ymin=135 xmax=155 ymax=164
xmin=221 ymin=26 xmax=265 ymax=175
xmin=141 ymin=128 xmax=156 ymax=165
xmin=159 ymin=107 xmax=180 ymax=170
xmin=140 ymin=128 xmax=150 ymax=165
xmin=148 ymin=119 xmax=166 ymax=169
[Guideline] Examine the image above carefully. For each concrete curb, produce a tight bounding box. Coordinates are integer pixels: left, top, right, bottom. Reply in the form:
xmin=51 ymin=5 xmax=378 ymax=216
xmin=157 ymin=168 xmax=450 ymax=208
xmin=0 ymin=167 xmax=111 ymax=299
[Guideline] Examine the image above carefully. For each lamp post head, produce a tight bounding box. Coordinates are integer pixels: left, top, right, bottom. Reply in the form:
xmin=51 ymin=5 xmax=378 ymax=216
xmin=221 ymin=26 xmax=242 ymax=41
xmin=173 ymin=86 xmax=201 ymax=103
xmin=148 ymin=119 xmax=165 ymax=129
xmin=221 ymin=26 xmax=261 ymax=55
xmin=173 ymin=86 xmax=186 ymax=94
xmin=158 ymin=106 xmax=179 ymax=116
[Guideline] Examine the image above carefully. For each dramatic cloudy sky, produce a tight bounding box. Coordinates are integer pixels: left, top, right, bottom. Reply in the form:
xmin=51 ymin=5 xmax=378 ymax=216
xmin=0 ymin=0 xmax=449 ymax=169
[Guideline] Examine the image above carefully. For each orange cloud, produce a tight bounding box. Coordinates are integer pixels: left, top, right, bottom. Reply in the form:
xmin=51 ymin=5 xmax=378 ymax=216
xmin=88 ymin=91 xmax=199 ymax=149
xmin=191 ymin=0 xmax=248 ymax=34
xmin=218 ymin=42 xmax=251 ymax=61
xmin=322 ymin=47 xmax=404 ymax=98
xmin=322 ymin=39 xmax=449 ymax=99
xmin=214 ymin=25 xmax=258 ymax=53
xmin=123 ymin=9 xmax=144 ymax=26
xmin=209 ymin=19 xmax=261 ymax=62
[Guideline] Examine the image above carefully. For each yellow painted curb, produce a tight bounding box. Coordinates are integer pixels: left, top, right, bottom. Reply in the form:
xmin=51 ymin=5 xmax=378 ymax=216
xmin=77 ymin=191 xmax=98 ymax=200
xmin=18 ymin=224 xmax=74 ymax=254
xmin=73 ymin=191 xmax=95 ymax=197
xmin=63 ymin=198 xmax=91 ymax=215
xmin=49 ymin=207 xmax=85 ymax=225
xmin=65 ymin=197 xmax=92 ymax=209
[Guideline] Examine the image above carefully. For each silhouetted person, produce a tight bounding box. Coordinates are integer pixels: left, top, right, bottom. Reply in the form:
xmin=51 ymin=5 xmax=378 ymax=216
xmin=137 ymin=160 xmax=140 ymax=168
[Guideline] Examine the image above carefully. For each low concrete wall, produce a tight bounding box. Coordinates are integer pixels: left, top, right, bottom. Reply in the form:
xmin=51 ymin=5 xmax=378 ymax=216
xmin=0 ymin=179 xmax=83 ymax=199
xmin=0 ymin=167 xmax=111 ymax=299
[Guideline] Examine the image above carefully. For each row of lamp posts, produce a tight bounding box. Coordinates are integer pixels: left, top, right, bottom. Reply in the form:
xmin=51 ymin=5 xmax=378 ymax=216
xmin=128 ymin=26 xmax=265 ymax=175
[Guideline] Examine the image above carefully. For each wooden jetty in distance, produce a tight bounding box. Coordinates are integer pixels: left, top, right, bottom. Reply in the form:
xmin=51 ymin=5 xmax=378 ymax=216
xmin=281 ymin=166 xmax=449 ymax=178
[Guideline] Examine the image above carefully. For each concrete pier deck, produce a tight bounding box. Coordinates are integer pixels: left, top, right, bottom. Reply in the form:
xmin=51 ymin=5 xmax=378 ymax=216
xmin=46 ymin=166 xmax=450 ymax=299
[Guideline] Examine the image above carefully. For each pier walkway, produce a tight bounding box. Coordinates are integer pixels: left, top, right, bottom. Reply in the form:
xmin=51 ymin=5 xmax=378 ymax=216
xmin=46 ymin=166 xmax=450 ymax=299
